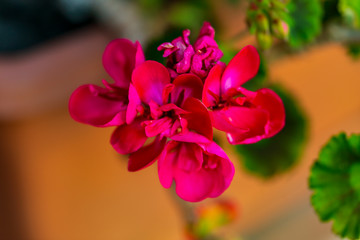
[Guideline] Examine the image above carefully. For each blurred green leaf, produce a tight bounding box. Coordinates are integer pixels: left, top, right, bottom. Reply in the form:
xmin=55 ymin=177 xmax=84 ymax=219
xmin=235 ymin=84 xmax=308 ymax=178
xmin=167 ymin=2 xmax=208 ymax=30
xmin=347 ymin=43 xmax=360 ymax=59
xmin=309 ymin=133 xmax=360 ymax=240
xmin=339 ymin=0 xmax=360 ymax=29
xmin=137 ymin=0 xmax=164 ymax=16
xmin=322 ymin=0 xmax=341 ymax=23
xmin=287 ymin=0 xmax=323 ymax=48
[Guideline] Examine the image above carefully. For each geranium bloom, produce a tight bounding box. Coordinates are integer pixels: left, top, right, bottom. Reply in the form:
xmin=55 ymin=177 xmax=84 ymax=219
xmin=158 ymin=22 xmax=223 ymax=80
xmin=69 ymin=39 xmax=144 ymax=127
xmin=111 ymin=60 xmax=216 ymax=173
xmin=69 ymin=22 xmax=285 ymax=202
xmin=158 ymin=140 xmax=234 ymax=202
xmin=202 ymin=45 xmax=285 ymax=144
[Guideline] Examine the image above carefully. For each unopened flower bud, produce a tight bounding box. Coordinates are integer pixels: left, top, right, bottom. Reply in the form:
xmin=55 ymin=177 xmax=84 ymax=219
xmin=256 ymin=31 xmax=273 ymax=49
xmin=272 ymin=19 xmax=289 ymax=40
xmin=256 ymin=13 xmax=270 ymax=32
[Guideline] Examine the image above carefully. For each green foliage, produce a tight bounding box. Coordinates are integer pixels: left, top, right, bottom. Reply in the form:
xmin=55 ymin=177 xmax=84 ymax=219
xmin=322 ymin=0 xmax=341 ymax=24
xmin=339 ymin=0 xmax=360 ymax=29
xmin=167 ymin=1 xmax=210 ymax=30
xmin=309 ymin=133 xmax=360 ymax=239
xmin=235 ymin=84 xmax=308 ymax=178
xmin=247 ymin=0 xmax=291 ymax=50
xmin=137 ymin=0 xmax=164 ymax=16
xmin=347 ymin=44 xmax=360 ymax=59
xmin=287 ymin=0 xmax=323 ymax=48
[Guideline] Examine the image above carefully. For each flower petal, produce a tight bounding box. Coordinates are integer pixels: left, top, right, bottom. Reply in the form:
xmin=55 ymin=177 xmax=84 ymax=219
xmin=69 ymin=84 xmax=127 ymax=127
xmin=181 ymin=97 xmax=213 ymax=141
xmin=171 ymin=74 xmax=203 ymax=106
xmin=202 ymin=62 xmax=226 ymax=107
xmin=110 ymin=118 xmax=147 ymax=154
xmin=221 ymin=45 xmax=260 ymax=94
xmin=223 ymin=106 xmax=268 ymax=144
xmin=128 ymin=136 xmax=167 ymax=172
xmin=143 ymin=117 xmax=173 ymax=137
xmin=158 ymin=141 xmax=234 ymax=202
xmin=132 ymin=61 xmax=171 ymax=105
xmin=126 ymin=83 xmax=142 ymax=124
xmin=252 ymin=88 xmax=285 ymax=138
xmin=102 ymin=39 xmax=144 ymax=88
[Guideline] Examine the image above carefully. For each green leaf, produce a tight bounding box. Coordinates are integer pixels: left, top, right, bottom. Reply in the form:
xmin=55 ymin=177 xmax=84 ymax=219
xmin=234 ymin=84 xmax=308 ymax=178
xmin=287 ymin=0 xmax=323 ymax=48
xmin=339 ymin=0 xmax=360 ymax=29
xmin=322 ymin=0 xmax=341 ymax=24
xmin=309 ymin=133 xmax=360 ymax=239
xmin=167 ymin=2 xmax=209 ymax=30
xmin=347 ymin=43 xmax=360 ymax=59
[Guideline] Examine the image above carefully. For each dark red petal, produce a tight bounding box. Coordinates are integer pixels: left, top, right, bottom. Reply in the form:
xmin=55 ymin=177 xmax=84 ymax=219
xmin=132 ymin=61 xmax=171 ymax=105
xmin=171 ymin=74 xmax=203 ymax=106
xmin=182 ymin=97 xmax=213 ymax=141
xmin=252 ymin=88 xmax=285 ymax=138
xmin=128 ymin=136 xmax=167 ymax=172
xmin=221 ymin=45 xmax=260 ymax=94
xmin=102 ymin=39 xmax=143 ymax=88
xmin=202 ymin=62 xmax=225 ymax=107
xmin=69 ymin=84 xmax=127 ymax=127
xmin=110 ymin=118 xmax=147 ymax=154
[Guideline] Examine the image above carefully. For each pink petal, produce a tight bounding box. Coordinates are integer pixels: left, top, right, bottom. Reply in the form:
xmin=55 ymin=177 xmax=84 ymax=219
xmin=175 ymin=45 xmax=195 ymax=74
xmin=223 ymin=106 xmax=268 ymax=144
xmin=143 ymin=117 xmax=173 ymax=137
xmin=126 ymin=84 xmax=142 ymax=124
xmin=102 ymin=39 xmax=144 ymax=88
xmin=69 ymin=84 xmax=127 ymax=127
xmin=132 ymin=61 xmax=171 ymax=105
xmin=128 ymin=136 xmax=167 ymax=172
xmin=134 ymin=41 xmax=146 ymax=67
xmin=197 ymin=22 xmax=215 ymax=39
xmin=158 ymin=141 xmax=234 ymax=202
xmin=171 ymin=131 xmax=211 ymax=144
xmin=181 ymin=97 xmax=213 ymax=141
xmin=171 ymin=74 xmax=203 ymax=106
xmin=158 ymin=141 xmax=178 ymax=188
xmin=221 ymin=45 xmax=260 ymax=94
xmin=110 ymin=118 xmax=147 ymax=154
xmin=252 ymin=88 xmax=285 ymax=138
xmin=202 ymin=62 xmax=226 ymax=107
xmin=210 ymin=109 xmax=247 ymax=134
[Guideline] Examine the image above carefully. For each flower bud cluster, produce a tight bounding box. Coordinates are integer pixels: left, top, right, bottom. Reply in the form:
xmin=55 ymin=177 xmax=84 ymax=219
xmin=247 ymin=0 xmax=290 ymax=49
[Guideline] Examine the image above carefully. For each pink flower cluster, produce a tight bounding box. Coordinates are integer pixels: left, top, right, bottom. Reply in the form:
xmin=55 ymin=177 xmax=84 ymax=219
xmin=69 ymin=22 xmax=285 ymax=202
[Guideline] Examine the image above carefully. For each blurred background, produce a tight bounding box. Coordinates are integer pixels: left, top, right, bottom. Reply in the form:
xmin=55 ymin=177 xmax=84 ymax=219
xmin=0 ymin=0 xmax=359 ymax=239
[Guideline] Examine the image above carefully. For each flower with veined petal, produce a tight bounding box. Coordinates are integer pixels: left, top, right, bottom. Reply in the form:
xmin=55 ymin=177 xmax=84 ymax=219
xmin=111 ymin=60 xmax=214 ymax=173
xmin=202 ymin=45 xmax=285 ymax=144
xmin=69 ymin=39 xmax=144 ymax=127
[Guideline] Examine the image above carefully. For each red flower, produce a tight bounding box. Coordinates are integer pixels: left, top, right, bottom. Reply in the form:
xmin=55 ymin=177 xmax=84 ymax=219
xmin=111 ymin=60 xmax=214 ymax=172
xmin=69 ymin=39 xmax=144 ymax=127
xmin=202 ymin=45 xmax=285 ymax=144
